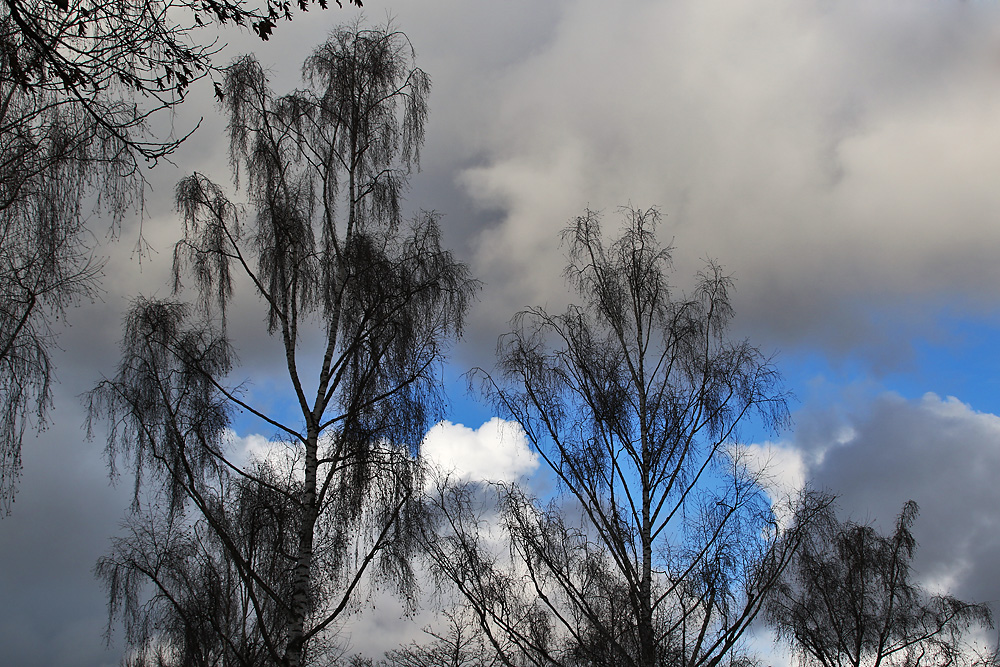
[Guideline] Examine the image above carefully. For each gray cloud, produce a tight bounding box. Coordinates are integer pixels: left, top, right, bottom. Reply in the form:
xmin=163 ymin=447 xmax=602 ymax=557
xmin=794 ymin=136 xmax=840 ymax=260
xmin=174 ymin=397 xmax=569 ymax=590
xmin=434 ymin=0 xmax=1000 ymax=365
xmin=88 ymin=0 xmax=1000 ymax=369
xmin=797 ymin=391 xmax=1000 ymax=606
xmin=0 ymin=400 xmax=130 ymax=667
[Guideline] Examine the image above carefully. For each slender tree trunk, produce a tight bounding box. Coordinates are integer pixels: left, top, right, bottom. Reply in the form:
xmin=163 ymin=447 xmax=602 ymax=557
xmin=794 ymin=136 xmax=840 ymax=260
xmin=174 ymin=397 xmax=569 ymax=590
xmin=284 ymin=428 xmax=320 ymax=667
xmin=640 ymin=445 xmax=655 ymax=667
xmin=639 ymin=360 xmax=656 ymax=667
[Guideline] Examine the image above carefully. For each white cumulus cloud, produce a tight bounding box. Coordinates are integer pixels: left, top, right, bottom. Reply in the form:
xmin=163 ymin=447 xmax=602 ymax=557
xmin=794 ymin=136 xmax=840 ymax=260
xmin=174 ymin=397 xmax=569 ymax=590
xmin=227 ymin=430 xmax=303 ymax=480
xmin=422 ymin=418 xmax=539 ymax=483
xmin=740 ymin=442 xmax=808 ymax=499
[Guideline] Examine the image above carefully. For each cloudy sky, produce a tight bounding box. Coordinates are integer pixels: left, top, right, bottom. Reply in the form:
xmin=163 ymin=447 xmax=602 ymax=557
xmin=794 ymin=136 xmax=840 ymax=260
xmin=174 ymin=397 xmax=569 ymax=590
xmin=4 ymin=0 xmax=1000 ymax=664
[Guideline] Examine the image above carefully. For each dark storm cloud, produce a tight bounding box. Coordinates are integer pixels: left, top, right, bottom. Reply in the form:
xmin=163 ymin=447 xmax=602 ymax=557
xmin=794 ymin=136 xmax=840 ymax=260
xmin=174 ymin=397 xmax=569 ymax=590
xmin=441 ymin=0 xmax=1000 ymax=365
xmin=81 ymin=0 xmax=1000 ymax=368
xmin=0 ymin=400 xmax=131 ymax=667
xmin=800 ymin=391 xmax=1000 ymax=605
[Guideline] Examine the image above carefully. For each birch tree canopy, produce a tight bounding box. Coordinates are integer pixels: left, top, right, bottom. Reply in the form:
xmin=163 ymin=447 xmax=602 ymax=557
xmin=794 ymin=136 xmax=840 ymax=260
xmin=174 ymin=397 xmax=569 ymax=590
xmin=88 ymin=23 xmax=477 ymax=667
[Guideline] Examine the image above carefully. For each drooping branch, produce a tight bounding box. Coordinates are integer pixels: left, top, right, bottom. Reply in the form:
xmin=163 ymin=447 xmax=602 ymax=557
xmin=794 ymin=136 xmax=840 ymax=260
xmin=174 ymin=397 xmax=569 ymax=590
xmin=91 ymin=22 xmax=478 ymax=667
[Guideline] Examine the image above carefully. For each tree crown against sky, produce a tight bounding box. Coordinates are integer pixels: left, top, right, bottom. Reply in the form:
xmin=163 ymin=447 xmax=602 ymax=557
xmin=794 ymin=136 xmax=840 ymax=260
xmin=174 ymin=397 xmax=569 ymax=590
xmin=379 ymin=605 xmax=505 ymax=667
xmin=1 ymin=3 xmax=144 ymax=511
xmin=766 ymin=500 xmax=995 ymax=667
xmin=2 ymin=0 xmax=358 ymax=155
xmin=0 ymin=84 xmax=117 ymax=511
xmin=0 ymin=0 xmax=355 ymax=511
xmin=88 ymin=22 xmax=478 ymax=667
xmin=424 ymin=206 xmax=832 ymax=667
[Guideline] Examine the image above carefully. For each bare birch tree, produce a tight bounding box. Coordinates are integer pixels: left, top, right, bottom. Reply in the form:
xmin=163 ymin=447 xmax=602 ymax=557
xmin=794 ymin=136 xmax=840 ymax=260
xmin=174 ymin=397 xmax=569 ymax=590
xmin=89 ymin=23 xmax=477 ymax=667
xmin=425 ymin=207 xmax=830 ymax=667
xmin=380 ymin=606 xmax=505 ymax=667
xmin=766 ymin=501 xmax=995 ymax=667
xmin=0 ymin=0 xmax=349 ymax=509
